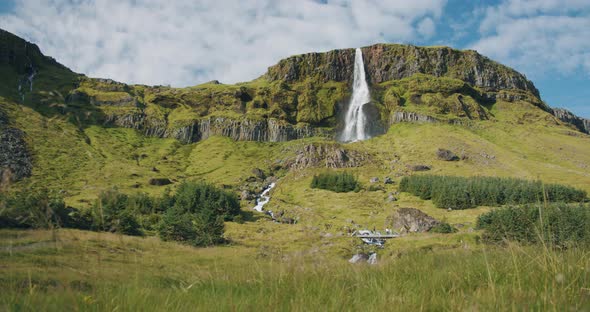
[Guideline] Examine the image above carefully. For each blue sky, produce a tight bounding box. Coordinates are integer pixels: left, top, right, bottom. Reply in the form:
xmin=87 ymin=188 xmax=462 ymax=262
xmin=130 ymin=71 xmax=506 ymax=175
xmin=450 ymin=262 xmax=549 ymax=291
xmin=0 ymin=0 xmax=588 ymax=117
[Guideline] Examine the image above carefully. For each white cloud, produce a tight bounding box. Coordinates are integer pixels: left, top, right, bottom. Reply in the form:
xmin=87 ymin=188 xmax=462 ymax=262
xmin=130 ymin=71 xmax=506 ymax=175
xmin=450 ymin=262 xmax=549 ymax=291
xmin=472 ymin=0 xmax=590 ymax=78
xmin=417 ymin=17 xmax=435 ymax=38
xmin=0 ymin=0 xmax=446 ymax=86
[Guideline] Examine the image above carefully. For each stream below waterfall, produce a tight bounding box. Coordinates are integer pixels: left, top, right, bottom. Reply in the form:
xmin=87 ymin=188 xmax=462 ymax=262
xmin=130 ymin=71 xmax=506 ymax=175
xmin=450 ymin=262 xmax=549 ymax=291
xmin=253 ymin=182 xmax=276 ymax=212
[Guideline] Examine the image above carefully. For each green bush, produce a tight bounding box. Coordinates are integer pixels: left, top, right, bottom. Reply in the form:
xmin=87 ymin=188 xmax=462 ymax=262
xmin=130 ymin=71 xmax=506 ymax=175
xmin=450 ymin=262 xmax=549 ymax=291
xmin=158 ymin=182 xmax=238 ymax=246
xmin=430 ymin=222 xmax=457 ymax=234
xmin=399 ymin=175 xmax=586 ymax=209
xmin=91 ymin=188 xmax=142 ymax=235
xmin=310 ymin=171 xmax=360 ymax=193
xmin=0 ymin=189 xmax=85 ymax=229
xmin=1 ymin=182 xmax=240 ymax=246
xmin=476 ymin=203 xmax=590 ymax=247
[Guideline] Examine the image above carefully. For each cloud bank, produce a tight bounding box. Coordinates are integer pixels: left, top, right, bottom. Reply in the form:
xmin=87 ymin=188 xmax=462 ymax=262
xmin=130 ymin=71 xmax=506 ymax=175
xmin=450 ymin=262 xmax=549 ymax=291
xmin=471 ymin=0 xmax=590 ymax=78
xmin=0 ymin=0 xmax=445 ymax=86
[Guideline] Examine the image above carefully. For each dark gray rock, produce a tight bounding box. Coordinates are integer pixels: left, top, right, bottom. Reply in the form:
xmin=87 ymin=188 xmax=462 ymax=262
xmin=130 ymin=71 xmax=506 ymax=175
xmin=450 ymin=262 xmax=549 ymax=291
xmin=436 ymin=148 xmax=459 ymax=161
xmin=384 ymin=177 xmax=394 ymax=184
xmin=410 ymin=165 xmax=431 ymax=171
xmin=148 ymin=178 xmax=172 ymax=186
xmin=0 ymin=128 xmax=32 ymax=182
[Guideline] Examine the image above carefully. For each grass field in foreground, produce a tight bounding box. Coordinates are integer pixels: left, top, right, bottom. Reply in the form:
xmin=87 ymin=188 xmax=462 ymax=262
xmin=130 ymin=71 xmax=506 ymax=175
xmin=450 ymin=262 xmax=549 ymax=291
xmin=1 ymin=229 xmax=589 ymax=311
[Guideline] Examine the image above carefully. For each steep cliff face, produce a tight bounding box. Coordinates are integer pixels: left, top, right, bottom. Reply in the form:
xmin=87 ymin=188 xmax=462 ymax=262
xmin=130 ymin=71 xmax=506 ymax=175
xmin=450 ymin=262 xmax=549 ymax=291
xmin=552 ymin=108 xmax=590 ymax=134
xmin=265 ymin=44 xmax=539 ymax=97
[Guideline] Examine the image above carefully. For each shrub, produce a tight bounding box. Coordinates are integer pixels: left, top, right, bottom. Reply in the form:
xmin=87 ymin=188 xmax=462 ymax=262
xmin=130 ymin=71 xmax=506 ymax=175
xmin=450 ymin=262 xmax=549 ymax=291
xmin=476 ymin=203 xmax=590 ymax=247
xmin=430 ymin=222 xmax=457 ymax=234
xmin=158 ymin=182 xmax=238 ymax=246
xmin=310 ymin=171 xmax=360 ymax=193
xmin=399 ymin=175 xmax=586 ymax=209
xmin=0 ymin=189 xmax=76 ymax=229
xmin=91 ymin=188 xmax=142 ymax=235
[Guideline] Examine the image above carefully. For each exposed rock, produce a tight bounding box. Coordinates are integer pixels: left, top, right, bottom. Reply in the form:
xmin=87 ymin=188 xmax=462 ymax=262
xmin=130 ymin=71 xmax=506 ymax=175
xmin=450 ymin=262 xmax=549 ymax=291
xmin=240 ymin=190 xmax=253 ymax=201
xmin=388 ymin=208 xmax=440 ymax=233
xmin=367 ymin=253 xmax=377 ymax=265
xmin=0 ymin=128 xmax=32 ymax=182
xmin=104 ymin=114 xmax=328 ymax=144
xmin=289 ymin=143 xmax=367 ymax=169
xmin=148 ymin=178 xmax=172 ymax=186
xmin=349 ymin=253 xmax=369 ymax=264
xmin=370 ymin=177 xmax=379 ymax=183
xmin=409 ymin=165 xmax=431 ymax=171
xmin=436 ymin=148 xmax=459 ymax=161
xmin=386 ymin=193 xmax=397 ymax=202
xmin=552 ymin=108 xmax=590 ymax=134
xmin=384 ymin=177 xmax=394 ymax=184
xmin=252 ymin=168 xmax=266 ymax=180
xmin=390 ymin=111 xmax=437 ymax=124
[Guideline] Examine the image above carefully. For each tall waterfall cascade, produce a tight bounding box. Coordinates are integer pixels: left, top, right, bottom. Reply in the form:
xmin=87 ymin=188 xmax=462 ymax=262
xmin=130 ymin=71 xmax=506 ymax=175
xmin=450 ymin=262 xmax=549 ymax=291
xmin=340 ymin=48 xmax=371 ymax=142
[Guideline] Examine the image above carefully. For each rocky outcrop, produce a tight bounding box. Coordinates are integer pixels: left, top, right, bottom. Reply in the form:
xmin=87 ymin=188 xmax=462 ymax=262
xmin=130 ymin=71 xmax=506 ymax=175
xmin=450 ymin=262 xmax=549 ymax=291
xmin=288 ymin=143 xmax=367 ymax=169
xmin=0 ymin=128 xmax=32 ymax=182
xmin=387 ymin=208 xmax=440 ymax=233
xmin=266 ymin=44 xmax=539 ymax=96
xmin=552 ymin=108 xmax=590 ymax=134
xmin=389 ymin=111 xmax=437 ymax=124
xmin=104 ymin=112 xmax=328 ymax=143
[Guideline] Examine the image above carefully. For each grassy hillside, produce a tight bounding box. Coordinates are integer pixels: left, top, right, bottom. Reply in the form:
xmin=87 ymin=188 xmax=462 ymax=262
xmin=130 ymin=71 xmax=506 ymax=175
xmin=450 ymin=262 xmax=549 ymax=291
xmin=2 ymin=229 xmax=589 ymax=310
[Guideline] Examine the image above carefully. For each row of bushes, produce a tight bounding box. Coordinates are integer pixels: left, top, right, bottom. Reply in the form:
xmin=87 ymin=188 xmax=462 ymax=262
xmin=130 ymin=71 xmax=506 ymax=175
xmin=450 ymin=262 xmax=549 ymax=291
xmin=0 ymin=182 xmax=241 ymax=247
xmin=399 ymin=175 xmax=586 ymax=209
xmin=310 ymin=172 xmax=360 ymax=193
xmin=477 ymin=203 xmax=590 ymax=247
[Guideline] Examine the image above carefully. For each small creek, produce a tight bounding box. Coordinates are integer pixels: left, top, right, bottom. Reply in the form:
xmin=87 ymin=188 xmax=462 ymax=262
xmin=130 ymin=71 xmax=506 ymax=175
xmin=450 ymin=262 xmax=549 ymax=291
xmin=253 ymin=182 xmax=276 ymax=212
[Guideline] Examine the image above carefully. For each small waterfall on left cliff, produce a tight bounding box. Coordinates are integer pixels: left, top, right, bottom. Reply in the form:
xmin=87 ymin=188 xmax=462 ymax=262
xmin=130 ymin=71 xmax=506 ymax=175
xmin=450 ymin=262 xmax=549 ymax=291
xmin=340 ymin=48 xmax=371 ymax=142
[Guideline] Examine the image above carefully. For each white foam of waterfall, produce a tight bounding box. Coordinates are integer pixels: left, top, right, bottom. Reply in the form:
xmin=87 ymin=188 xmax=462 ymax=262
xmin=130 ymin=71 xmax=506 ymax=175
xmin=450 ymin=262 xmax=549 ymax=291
xmin=341 ymin=48 xmax=371 ymax=142
xmin=28 ymin=70 xmax=36 ymax=92
xmin=253 ymin=182 xmax=275 ymax=212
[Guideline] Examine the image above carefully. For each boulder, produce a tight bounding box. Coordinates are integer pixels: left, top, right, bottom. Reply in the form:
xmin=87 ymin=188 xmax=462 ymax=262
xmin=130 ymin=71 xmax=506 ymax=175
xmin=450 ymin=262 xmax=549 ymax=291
xmin=148 ymin=178 xmax=172 ymax=186
xmin=367 ymin=253 xmax=377 ymax=265
xmin=386 ymin=193 xmax=397 ymax=202
xmin=349 ymin=253 xmax=369 ymax=264
xmin=436 ymin=149 xmax=459 ymax=161
xmin=252 ymin=168 xmax=266 ymax=180
xmin=370 ymin=177 xmax=379 ymax=183
xmin=384 ymin=177 xmax=394 ymax=184
xmin=387 ymin=208 xmax=440 ymax=233
xmin=240 ymin=190 xmax=253 ymax=201
xmin=410 ymin=165 xmax=431 ymax=171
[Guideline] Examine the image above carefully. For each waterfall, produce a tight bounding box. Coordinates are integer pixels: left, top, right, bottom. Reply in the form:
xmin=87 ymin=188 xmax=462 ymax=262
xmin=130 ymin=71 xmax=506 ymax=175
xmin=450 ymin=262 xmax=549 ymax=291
xmin=28 ymin=70 xmax=36 ymax=92
xmin=340 ymin=48 xmax=371 ymax=142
